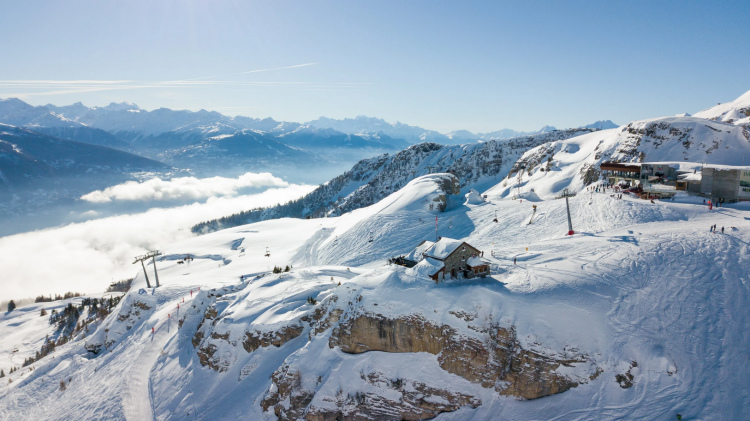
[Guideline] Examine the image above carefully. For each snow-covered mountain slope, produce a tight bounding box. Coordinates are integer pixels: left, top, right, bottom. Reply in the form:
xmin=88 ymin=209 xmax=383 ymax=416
xmin=693 ymin=88 xmax=750 ymax=125
xmin=0 ymin=124 xmax=173 ymax=216
xmin=157 ymin=131 xmax=324 ymax=177
xmin=190 ymin=129 xmax=595 ymax=233
xmin=488 ymin=113 xmax=750 ymax=199
xmin=306 ymin=115 xmax=452 ymax=144
xmin=0 ymin=124 xmax=170 ymax=188
xmin=1 ymin=173 xmax=748 ymax=420
xmin=46 ymin=102 xmax=258 ymax=136
xmin=277 ymin=126 xmax=409 ymax=151
xmin=307 ymin=115 xmax=616 ymax=145
xmin=40 ymin=100 xmax=412 ymax=177
xmin=579 ymin=119 xmax=618 ymax=130
xmin=307 ymin=115 xmax=561 ymax=144
xmin=0 ymin=98 xmax=129 ymax=149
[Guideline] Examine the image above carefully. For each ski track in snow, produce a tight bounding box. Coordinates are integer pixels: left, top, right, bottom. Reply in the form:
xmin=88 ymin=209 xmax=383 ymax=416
xmin=121 ymin=318 xmax=171 ymax=421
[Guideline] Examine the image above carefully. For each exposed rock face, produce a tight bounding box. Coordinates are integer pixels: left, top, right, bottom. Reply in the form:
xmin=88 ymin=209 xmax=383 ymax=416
xmin=243 ymin=325 xmax=304 ymax=353
xmin=615 ymin=361 xmax=638 ymax=388
xmin=262 ymin=369 xmax=480 ymax=421
xmin=261 ymin=365 xmax=314 ymax=421
xmin=261 ymin=310 xmax=598 ymax=421
xmin=329 ymin=313 xmax=593 ymax=400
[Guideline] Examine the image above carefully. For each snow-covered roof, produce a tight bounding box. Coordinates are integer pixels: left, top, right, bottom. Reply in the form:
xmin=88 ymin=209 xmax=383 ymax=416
xmin=679 ymin=172 xmax=702 ymax=182
xmin=423 ymin=237 xmax=465 ymax=260
xmin=466 ymin=256 xmax=489 ymax=267
xmin=404 ymin=240 xmax=434 ymax=262
xmin=413 ymin=256 xmax=444 ymax=276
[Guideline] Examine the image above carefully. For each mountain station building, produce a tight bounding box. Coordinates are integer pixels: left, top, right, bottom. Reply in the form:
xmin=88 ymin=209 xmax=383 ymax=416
xmin=401 ymin=237 xmax=490 ymax=282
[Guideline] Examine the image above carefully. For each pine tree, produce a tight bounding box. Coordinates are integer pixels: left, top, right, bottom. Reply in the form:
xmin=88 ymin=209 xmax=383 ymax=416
xmin=7 ymin=300 xmax=16 ymax=312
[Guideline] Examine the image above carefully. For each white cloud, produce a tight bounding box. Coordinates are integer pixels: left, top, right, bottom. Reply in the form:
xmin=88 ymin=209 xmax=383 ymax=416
xmin=80 ymin=172 xmax=288 ymax=203
xmin=0 ymin=183 xmax=314 ymax=300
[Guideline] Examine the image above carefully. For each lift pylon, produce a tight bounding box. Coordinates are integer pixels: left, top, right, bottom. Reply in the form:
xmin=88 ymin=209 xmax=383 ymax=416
xmin=133 ymin=250 xmax=163 ymax=288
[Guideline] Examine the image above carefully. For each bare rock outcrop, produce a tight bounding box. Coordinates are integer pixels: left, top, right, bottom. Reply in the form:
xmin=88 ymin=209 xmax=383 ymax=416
xmin=262 ymin=369 xmax=480 ymax=421
xmin=243 ymin=325 xmax=304 ymax=353
xmin=261 ymin=310 xmax=598 ymax=420
xmin=329 ymin=313 xmax=595 ymax=400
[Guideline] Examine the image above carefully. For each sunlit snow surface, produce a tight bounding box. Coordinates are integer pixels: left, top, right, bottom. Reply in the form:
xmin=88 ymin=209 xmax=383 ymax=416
xmin=0 ymin=175 xmax=749 ymax=420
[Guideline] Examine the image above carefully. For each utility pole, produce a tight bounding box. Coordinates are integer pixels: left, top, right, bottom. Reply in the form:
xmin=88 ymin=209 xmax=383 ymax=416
xmin=133 ymin=250 xmax=163 ymax=288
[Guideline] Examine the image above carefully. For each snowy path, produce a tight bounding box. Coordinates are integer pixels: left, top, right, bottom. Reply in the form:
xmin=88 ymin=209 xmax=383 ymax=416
xmin=121 ymin=311 xmax=175 ymax=421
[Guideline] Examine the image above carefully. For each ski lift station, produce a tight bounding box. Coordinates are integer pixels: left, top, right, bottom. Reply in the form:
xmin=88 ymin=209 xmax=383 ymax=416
xmin=600 ymin=160 xmax=750 ymax=203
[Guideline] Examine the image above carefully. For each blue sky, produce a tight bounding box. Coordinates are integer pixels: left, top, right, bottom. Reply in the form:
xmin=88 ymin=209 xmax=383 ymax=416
xmin=1 ymin=0 xmax=748 ymax=133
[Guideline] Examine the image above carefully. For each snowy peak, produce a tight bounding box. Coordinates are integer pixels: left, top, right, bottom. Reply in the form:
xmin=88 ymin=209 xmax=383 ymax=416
xmin=365 ymin=173 xmax=461 ymax=216
xmin=580 ymin=120 xmax=618 ymax=130
xmin=101 ymin=101 xmax=140 ymax=112
xmin=0 ymin=97 xmax=36 ymax=113
xmin=693 ymin=88 xmax=750 ymax=125
xmin=306 ymin=115 xmax=448 ymax=144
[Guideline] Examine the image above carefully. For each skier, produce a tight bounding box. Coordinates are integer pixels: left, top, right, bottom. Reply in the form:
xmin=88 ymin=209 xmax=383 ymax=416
xmin=721 ymin=226 xmax=725 ymax=234
xmin=151 ymin=327 xmax=155 ymax=335
xmin=513 ymin=257 xmax=517 ymax=265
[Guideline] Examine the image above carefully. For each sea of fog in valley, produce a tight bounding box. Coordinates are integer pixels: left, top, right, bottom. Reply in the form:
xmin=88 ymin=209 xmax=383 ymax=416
xmin=0 ymin=172 xmax=314 ymax=302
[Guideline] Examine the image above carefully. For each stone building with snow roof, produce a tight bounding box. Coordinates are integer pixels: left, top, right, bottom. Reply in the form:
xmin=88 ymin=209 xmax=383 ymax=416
xmin=407 ymin=237 xmax=490 ymax=282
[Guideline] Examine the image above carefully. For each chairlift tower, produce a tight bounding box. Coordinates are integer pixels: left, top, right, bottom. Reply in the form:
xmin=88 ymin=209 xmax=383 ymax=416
xmin=133 ymin=250 xmax=163 ymax=288
xmin=561 ymin=188 xmax=575 ymax=235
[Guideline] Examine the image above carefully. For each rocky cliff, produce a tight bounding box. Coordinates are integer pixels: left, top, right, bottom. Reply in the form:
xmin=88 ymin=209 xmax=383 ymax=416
xmin=173 ymin=269 xmax=600 ymax=421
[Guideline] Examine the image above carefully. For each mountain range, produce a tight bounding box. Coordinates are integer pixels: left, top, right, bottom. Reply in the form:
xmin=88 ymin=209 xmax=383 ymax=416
xmin=0 ymin=124 xmax=172 ymax=216
xmin=0 ymin=97 xmax=619 ymax=219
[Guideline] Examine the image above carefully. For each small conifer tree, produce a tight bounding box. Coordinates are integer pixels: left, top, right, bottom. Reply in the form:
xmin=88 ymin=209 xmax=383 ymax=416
xmin=7 ymin=300 xmax=16 ymax=312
